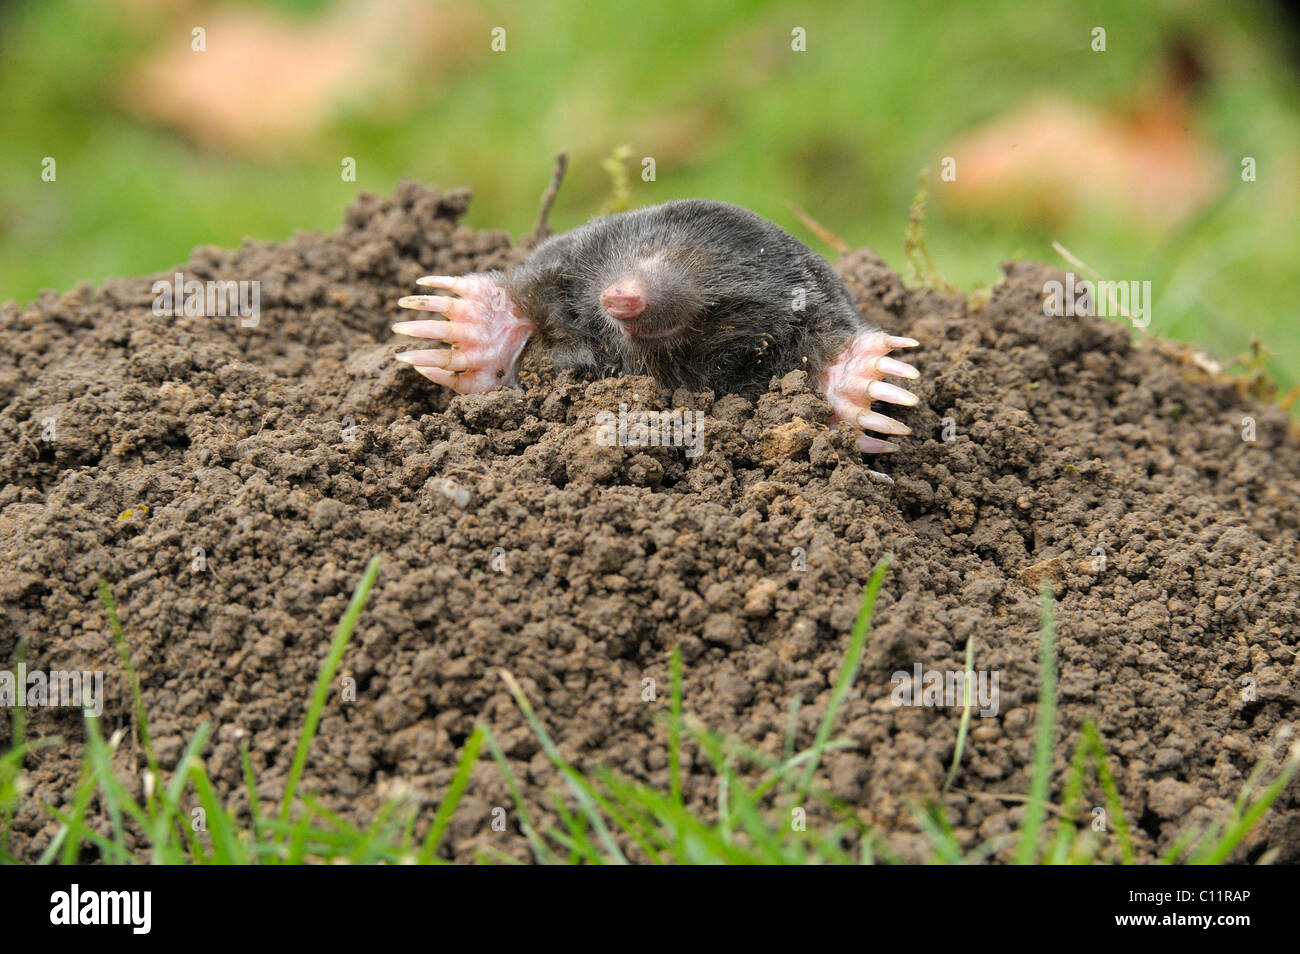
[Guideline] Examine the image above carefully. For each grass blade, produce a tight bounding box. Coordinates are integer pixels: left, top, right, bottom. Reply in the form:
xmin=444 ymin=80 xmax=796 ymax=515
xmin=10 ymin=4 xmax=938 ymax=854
xmin=797 ymin=557 xmax=890 ymax=799
xmin=1190 ymin=743 xmax=1299 ymax=865
xmin=483 ymin=726 xmax=557 ymax=864
xmin=669 ymin=646 xmax=683 ymax=809
xmin=500 ymin=669 xmax=628 ymax=864
xmin=418 ymin=725 xmax=485 ymax=864
xmin=278 ymin=556 xmax=380 ymax=829
xmin=1014 ymin=585 xmax=1057 ymax=864
xmin=943 ymin=634 xmax=975 ymax=792
xmin=98 ymin=579 xmax=160 ymax=812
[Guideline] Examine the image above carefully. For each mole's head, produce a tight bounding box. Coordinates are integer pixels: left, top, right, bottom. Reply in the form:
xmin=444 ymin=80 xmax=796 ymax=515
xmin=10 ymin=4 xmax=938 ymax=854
xmin=594 ymin=254 xmax=707 ymax=347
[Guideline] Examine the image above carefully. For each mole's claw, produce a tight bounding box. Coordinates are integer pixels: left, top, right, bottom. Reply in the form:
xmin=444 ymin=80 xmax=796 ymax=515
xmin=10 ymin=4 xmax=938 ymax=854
xmin=415 ymin=274 xmax=516 ymax=303
xmin=885 ymin=335 xmax=920 ymax=349
xmin=393 ymin=272 xmax=536 ymax=395
xmin=397 ymin=294 xmax=471 ymax=319
xmin=856 ymin=434 xmax=900 ymax=454
xmin=416 ymin=274 xmax=456 ymax=287
xmin=820 ymin=328 xmax=922 ymax=456
xmin=866 ymin=381 xmax=919 ymax=407
xmin=391 ymin=320 xmax=482 ymax=344
xmin=856 ymin=410 xmax=911 ymax=436
xmin=874 ymin=356 xmax=920 ymax=380
xmin=395 ymin=348 xmax=473 ymax=372
xmin=415 ymin=366 xmax=459 ymax=388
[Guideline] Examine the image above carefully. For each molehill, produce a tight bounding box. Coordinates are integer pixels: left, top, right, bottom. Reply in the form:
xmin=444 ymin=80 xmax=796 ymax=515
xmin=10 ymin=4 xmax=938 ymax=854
xmin=1 ymin=182 xmax=1297 ymax=862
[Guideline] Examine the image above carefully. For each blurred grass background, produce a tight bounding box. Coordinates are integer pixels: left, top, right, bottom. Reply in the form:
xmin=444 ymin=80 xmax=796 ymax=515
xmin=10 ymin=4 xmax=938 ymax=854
xmin=1 ymin=0 xmax=1297 ymax=395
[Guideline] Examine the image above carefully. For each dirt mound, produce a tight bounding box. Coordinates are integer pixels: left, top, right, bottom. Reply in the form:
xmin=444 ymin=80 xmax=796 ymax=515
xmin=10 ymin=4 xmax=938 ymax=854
xmin=2 ymin=181 xmax=1297 ymax=863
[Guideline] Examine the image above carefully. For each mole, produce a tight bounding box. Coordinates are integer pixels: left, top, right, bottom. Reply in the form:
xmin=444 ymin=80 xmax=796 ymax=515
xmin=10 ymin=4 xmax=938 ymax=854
xmin=392 ymin=199 xmax=920 ymax=456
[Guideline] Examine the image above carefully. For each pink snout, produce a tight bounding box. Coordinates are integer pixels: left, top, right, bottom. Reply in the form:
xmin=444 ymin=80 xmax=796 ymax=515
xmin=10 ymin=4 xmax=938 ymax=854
xmin=600 ymin=279 xmax=648 ymax=320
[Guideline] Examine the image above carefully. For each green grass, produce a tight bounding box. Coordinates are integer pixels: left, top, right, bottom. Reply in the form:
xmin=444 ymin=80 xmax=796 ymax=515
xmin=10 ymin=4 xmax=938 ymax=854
xmin=1 ymin=556 xmax=1295 ymax=864
xmin=1 ymin=0 xmax=1297 ymax=398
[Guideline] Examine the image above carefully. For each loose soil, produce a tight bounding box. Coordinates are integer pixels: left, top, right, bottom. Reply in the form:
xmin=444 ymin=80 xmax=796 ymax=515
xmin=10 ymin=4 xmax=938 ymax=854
xmin=2 ymin=181 xmax=1297 ymax=863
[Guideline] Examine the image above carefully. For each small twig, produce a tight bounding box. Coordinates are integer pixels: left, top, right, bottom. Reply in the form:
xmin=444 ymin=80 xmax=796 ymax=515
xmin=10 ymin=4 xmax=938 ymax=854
xmin=532 ymin=151 xmax=569 ymax=240
xmin=1050 ymin=240 xmax=1139 ymax=331
xmin=1049 ymin=240 xmax=1097 ymax=279
xmin=948 ymin=788 xmax=1070 ymax=818
xmin=942 ymin=635 xmax=976 ymax=793
xmin=903 ymin=170 xmax=957 ymax=293
xmin=787 ymin=201 xmax=848 ymax=255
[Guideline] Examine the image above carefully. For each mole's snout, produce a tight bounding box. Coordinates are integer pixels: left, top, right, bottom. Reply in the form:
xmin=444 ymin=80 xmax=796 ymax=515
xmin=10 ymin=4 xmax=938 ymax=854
xmin=600 ymin=279 xmax=648 ymax=320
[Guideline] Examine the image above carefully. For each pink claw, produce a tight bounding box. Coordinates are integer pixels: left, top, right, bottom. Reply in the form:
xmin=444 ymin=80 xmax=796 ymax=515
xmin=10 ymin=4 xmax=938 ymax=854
xmin=394 ymin=273 xmax=535 ymax=394
xmin=821 ymin=330 xmax=921 ymax=454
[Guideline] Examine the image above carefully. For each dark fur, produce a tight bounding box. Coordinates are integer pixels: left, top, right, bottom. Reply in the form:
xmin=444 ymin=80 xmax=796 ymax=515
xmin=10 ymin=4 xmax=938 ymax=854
xmin=504 ymin=200 xmax=869 ymax=400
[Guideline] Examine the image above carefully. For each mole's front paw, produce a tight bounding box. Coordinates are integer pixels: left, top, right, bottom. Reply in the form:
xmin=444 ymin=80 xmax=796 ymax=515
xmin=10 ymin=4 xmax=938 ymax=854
xmin=393 ymin=274 xmax=535 ymax=394
xmin=820 ymin=331 xmax=920 ymax=454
